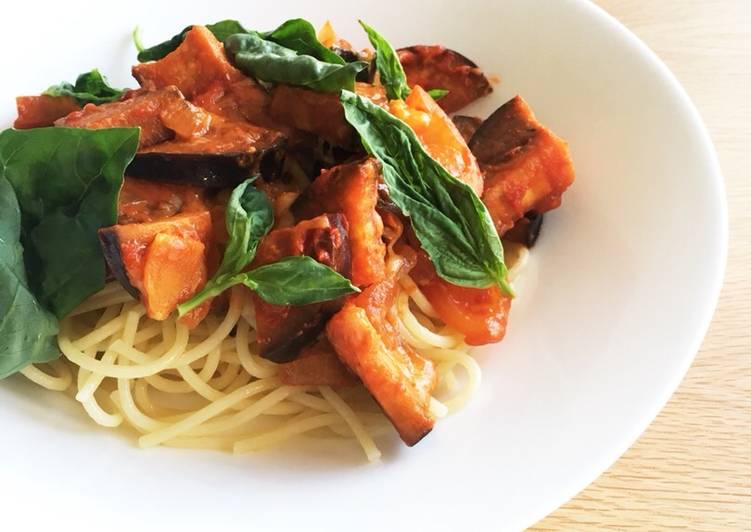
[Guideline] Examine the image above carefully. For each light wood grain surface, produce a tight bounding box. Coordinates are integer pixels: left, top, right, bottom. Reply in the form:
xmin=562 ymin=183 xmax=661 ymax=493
xmin=534 ymin=1 xmax=751 ymax=530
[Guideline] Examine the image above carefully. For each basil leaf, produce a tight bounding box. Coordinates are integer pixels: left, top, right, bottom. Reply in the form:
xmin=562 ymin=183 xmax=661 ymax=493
xmin=136 ymin=25 xmax=191 ymax=62
xmin=427 ymin=88 xmax=449 ymax=100
xmin=225 ymin=33 xmax=366 ymax=93
xmin=0 ymin=127 xmax=140 ymax=317
xmin=44 ymin=69 xmax=125 ymax=105
xmin=263 ymin=18 xmax=345 ymax=65
xmin=136 ymin=20 xmax=249 ymax=62
xmin=243 ymin=256 xmax=359 ymax=305
xmin=0 ymin=175 xmax=60 ymax=379
xmin=178 ymin=179 xmax=273 ymax=315
xmin=215 ymin=179 xmax=273 ymax=277
xmin=340 ymin=90 xmax=512 ymax=295
xmin=358 ymin=20 xmax=410 ymax=100
xmin=178 ymin=180 xmax=359 ymax=315
xmin=132 ymin=26 xmax=145 ymax=53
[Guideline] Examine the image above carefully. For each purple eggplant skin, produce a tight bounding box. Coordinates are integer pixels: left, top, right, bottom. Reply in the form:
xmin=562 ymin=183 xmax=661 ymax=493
xmin=524 ymin=211 xmax=544 ymax=247
xmin=125 ymin=147 xmax=285 ymax=188
xmin=452 ymin=115 xmax=483 ymax=144
xmin=98 ymin=227 xmax=141 ymax=299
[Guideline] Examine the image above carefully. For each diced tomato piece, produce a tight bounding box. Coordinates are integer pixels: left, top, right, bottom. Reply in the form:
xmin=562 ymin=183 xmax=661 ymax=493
xmin=294 ymin=158 xmax=386 ymax=287
xmin=132 ymin=26 xmax=244 ymax=99
xmin=389 ymin=85 xmax=484 ymax=196
xmin=14 ymin=95 xmax=80 ymax=129
xmin=410 ymin=248 xmax=510 ymax=345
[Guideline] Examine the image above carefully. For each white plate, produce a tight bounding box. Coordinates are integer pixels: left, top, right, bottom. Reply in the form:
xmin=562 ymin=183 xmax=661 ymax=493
xmin=0 ymin=0 xmax=726 ymax=530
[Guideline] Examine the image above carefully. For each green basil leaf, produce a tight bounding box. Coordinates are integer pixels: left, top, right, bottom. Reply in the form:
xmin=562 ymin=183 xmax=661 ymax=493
xmin=136 ymin=25 xmax=191 ymax=62
xmin=0 ymin=175 xmax=60 ymax=379
xmin=358 ymin=20 xmax=410 ymax=100
xmin=263 ymin=18 xmax=345 ymax=65
xmin=427 ymin=88 xmax=449 ymax=100
xmin=132 ymin=26 xmax=145 ymax=53
xmin=340 ymin=90 xmax=512 ymax=295
xmin=136 ymin=20 xmax=249 ymax=62
xmin=44 ymin=69 xmax=125 ymax=105
xmin=178 ymin=179 xmax=273 ymax=316
xmin=244 ymin=256 xmax=359 ymax=305
xmin=0 ymin=127 xmax=140 ymax=317
xmin=225 ymin=32 xmax=366 ymax=92
xmin=218 ymin=179 xmax=274 ymax=276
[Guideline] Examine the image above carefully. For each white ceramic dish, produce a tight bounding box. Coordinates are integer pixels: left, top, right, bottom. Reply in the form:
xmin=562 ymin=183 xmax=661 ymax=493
xmin=0 ymin=0 xmax=726 ymax=530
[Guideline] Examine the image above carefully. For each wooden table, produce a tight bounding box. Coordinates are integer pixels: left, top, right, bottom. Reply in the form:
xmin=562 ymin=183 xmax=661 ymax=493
xmin=534 ymin=1 xmax=751 ymax=529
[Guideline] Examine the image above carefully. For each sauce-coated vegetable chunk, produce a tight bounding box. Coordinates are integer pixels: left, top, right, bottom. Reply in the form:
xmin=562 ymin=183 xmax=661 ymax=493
xmin=133 ymin=26 xmax=244 ymax=99
xmin=410 ymin=247 xmax=510 ymax=346
xmin=293 ymin=158 xmax=386 ymax=287
xmin=14 ymin=95 xmax=80 ymax=129
xmin=398 ymin=45 xmax=492 ymax=114
xmin=278 ymin=337 xmax=356 ymax=388
xmin=252 ymin=214 xmax=352 ymax=363
xmin=327 ymin=255 xmax=437 ymax=446
xmin=389 ymin=86 xmax=484 ymax=196
xmin=269 ymin=83 xmax=386 ymax=147
xmin=470 ymin=96 xmax=575 ymax=234
xmin=56 ymin=87 xmax=201 ymax=148
xmin=98 ymin=211 xmax=213 ymax=327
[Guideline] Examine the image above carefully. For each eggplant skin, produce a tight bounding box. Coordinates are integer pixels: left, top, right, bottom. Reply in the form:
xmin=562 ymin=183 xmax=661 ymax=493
xmin=98 ymin=227 xmax=140 ymax=299
xmin=126 ymin=145 xmax=285 ymax=188
xmin=127 ymin=152 xmax=258 ymax=188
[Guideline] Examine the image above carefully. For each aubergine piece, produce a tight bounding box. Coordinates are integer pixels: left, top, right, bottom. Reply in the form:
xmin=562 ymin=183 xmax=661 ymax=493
xmin=452 ymin=115 xmax=483 ymax=143
xmin=503 ymin=211 xmax=544 ymax=248
xmin=126 ymin=118 xmax=286 ymax=187
xmin=397 ymin=45 xmax=492 ymax=114
xmin=253 ymin=213 xmax=351 ymax=363
xmin=469 ymin=96 xmax=575 ymax=234
xmin=326 ymin=253 xmax=437 ymax=446
xmin=269 ymin=83 xmax=386 ymax=148
xmin=98 ymin=212 xmax=212 ymax=302
xmin=55 ymin=86 xmax=195 ymax=148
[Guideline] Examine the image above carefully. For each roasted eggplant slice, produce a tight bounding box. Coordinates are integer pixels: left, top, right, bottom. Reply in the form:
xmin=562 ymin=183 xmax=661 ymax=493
xmin=503 ymin=211 xmax=544 ymax=248
xmin=98 ymin=211 xmax=213 ymax=324
xmin=269 ymin=82 xmax=386 ymax=148
xmin=55 ymin=86 xmax=198 ymax=148
xmin=253 ymin=214 xmax=352 ymax=363
xmin=470 ymin=96 xmax=575 ymax=234
xmin=327 ymin=253 xmax=437 ymax=446
xmin=389 ymin=86 xmax=484 ymax=196
xmin=192 ymin=78 xmax=285 ymax=133
xmin=293 ymin=158 xmax=386 ymax=287
xmin=452 ymin=115 xmax=483 ymax=143
xmin=133 ymin=26 xmax=244 ymax=99
xmin=14 ymin=95 xmax=80 ymax=129
xmin=118 ymin=177 xmax=206 ymax=224
xmin=127 ymin=118 xmax=286 ymax=187
xmin=397 ymin=45 xmax=492 ymax=114
xmin=278 ymin=337 xmax=357 ymax=388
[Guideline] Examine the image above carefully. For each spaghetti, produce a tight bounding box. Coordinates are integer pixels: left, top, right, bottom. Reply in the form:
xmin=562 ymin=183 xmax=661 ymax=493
xmin=22 ymin=246 xmax=528 ymax=462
